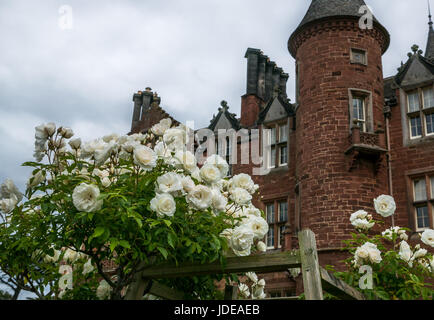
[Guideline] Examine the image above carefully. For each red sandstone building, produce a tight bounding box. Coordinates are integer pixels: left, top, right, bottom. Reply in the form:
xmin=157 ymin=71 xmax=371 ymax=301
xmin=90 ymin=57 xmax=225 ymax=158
xmin=129 ymin=0 xmax=434 ymax=297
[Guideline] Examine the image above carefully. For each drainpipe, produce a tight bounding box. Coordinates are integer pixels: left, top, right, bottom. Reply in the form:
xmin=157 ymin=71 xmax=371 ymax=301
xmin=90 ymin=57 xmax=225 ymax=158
xmin=385 ymin=104 xmax=394 ymax=227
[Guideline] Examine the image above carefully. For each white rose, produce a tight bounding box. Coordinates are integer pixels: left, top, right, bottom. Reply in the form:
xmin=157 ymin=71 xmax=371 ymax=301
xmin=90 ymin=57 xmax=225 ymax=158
xmin=59 ymin=127 xmax=74 ymax=139
xmin=231 ymin=174 xmax=256 ymax=194
xmin=200 ymin=164 xmax=221 ymax=185
xmin=244 ymin=216 xmax=269 ymax=240
xmin=150 ymin=193 xmax=176 ymax=218
xmin=0 ymin=195 xmax=18 ymax=214
xmin=27 ymin=170 xmax=46 ymax=189
xmin=1 ymin=179 xmax=23 ymax=203
xmin=180 ymin=175 xmax=195 ymax=194
xmin=352 ymin=218 xmax=374 ymax=231
xmin=72 ymin=183 xmax=103 ymax=213
xmin=82 ymin=259 xmax=95 ymax=275
xmin=413 ymin=248 xmax=427 ymax=259
xmin=95 ymin=140 xmax=118 ymax=165
xmin=230 ymin=187 xmax=252 ymax=206
xmin=80 ymin=139 xmax=107 ymax=159
xmin=242 ymin=206 xmax=262 ymax=218
xmin=238 ymin=283 xmax=250 ymax=298
xmin=350 ymin=210 xmax=368 ymax=224
xmin=174 ymin=151 xmax=197 ymax=173
xmin=156 ymin=172 xmax=183 ymax=195
xmin=187 ymin=185 xmax=213 ymax=210
xmin=151 ymin=118 xmax=172 ymax=136
xmin=205 ymin=155 xmax=229 ymax=178
xmin=355 ymin=247 xmax=369 ymax=260
xmin=246 ymin=272 xmax=258 ymax=283
xmin=121 ymin=139 xmax=141 ymax=153
xmin=211 ymin=188 xmax=228 ymax=212
xmin=63 ymin=248 xmax=79 ymax=263
xmin=374 ymin=195 xmax=396 ymax=218
xmin=133 ymin=145 xmax=157 ymax=171
xmin=69 ymin=138 xmax=82 ymax=150
xmin=163 ymin=128 xmax=188 ymax=150
xmin=229 ymin=226 xmax=254 ymax=256
xmin=154 ymin=142 xmax=171 ymax=160
xmin=399 ymin=241 xmax=413 ymax=264
xmin=96 ymin=280 xmax=112 ymax=300
xmin=257 ymin=241 xmax=267 ymax=252
xmin=421 ymin=229 xmax=434 ymax=247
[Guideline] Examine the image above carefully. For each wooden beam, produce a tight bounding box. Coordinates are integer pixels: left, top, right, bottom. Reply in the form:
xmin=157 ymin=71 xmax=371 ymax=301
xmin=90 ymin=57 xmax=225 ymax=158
xmin=298 ymin=229 xmax=323 ymax=300
xmin=148 ymin=281 xmax=186 ymax=300
xmin=139 ymin=251 xmax=301 ymax=279
xmin=320 ymin=267 xmax=365 ymax=300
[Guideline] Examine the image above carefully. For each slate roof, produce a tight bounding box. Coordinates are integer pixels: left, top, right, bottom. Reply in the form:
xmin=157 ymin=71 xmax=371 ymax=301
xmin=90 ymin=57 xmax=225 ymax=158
xmin=208 ymin=101 xmax=241 ymax=131
xmin=289 ymin=0 xmax=390 ymax=57
xmin=395 ymin=52 xmax=434 ymax=86
xmin=257 ymin=96 xmax=295 ymax=125
xmin=425 ymin=21 xmax=434 ymax=61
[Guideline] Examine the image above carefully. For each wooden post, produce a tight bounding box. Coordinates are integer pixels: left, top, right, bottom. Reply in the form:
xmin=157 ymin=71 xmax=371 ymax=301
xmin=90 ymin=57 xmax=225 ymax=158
xmin=224 ymin=285 xmax=238 ymax=300
xmin=298 ymin=229 xmax=323 ymax=300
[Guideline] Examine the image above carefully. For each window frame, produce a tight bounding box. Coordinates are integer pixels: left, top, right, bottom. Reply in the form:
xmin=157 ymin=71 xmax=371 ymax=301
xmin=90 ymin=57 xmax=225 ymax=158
xmin=348 ymin=89 xmax=373 ymax=133
xmin=406 ymin=85 xmax=434 ymax=140
xmin=264 ymin=121 xmax=289 ymax=169
xmin=350 ymin=48 xmax=368 ymax=66
xmin=409 ymin=173 xmax=434 ymax=231
xmin=265 ymin=198 xmax=289 ymax=250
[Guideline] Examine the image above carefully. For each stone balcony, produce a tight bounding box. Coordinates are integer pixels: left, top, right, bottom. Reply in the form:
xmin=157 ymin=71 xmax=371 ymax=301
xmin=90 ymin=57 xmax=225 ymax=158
xmin=344 ymin=122 xmax=388 ymax=173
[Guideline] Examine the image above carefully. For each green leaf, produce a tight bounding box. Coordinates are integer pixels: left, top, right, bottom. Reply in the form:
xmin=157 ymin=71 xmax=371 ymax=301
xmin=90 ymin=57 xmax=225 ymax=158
xmin=158 ymin=247 xmax=168 ymax=259
xmin=89 ymin=226 xmax=105 ymax=243
xmin=163 ymin=220 xmax=172 ymax=227
xmin=119 ymin=240 xmax=131 ymax=249
xmin=167 ymin=233 xmax=175 ymax=249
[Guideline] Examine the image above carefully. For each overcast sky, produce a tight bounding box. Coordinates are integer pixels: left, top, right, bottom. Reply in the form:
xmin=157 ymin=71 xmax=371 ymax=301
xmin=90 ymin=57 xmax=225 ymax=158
xmin=0 ymin=0 xmax=432 ymax=190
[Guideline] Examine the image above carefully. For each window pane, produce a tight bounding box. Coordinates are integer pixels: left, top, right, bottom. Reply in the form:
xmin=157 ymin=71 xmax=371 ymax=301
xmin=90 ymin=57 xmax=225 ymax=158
xmin=426 ymin=114 xmax=434 ymax=135
xmin=352 ymin=97 xmax=366 ymax=131
xmin=270 ymin=147 xmax=276 ymax=168
xmin=270 ymin=127 xmax=276 ymax=145
xmin=431 ymin=177 xmax=434 ymax=199
xmin=279 ymin=124 xmax=288 ymax=143
xmin=423 ymin=87 xmax=434 ymax=109
xmin=226 ymin=137 xmax=232 ymax=156
xmin=352 ymin=49 xmax=366 ymax=64
xmin=266 ymin=204 xmax=275 ymax=223
xmin=267 ymin=228 xmax=275 ymax=248
xmin=280 ymin=146 xmax=288 ymax=165
xmin=416 ymin=206 xmax=430 ymax=229
xmin=410 ymin=117 xmax=422 ymax=138
xmin=414 ymin=179 xmax=427 ymax=201
xmin=408 ymin=91 xmax=420 ymax=112
xmin=279 ymin=202 xmax=288 ymax=222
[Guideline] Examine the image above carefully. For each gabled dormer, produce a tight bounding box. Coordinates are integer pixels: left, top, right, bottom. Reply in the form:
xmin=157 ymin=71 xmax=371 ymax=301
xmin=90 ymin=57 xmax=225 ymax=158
xmin=394 ymin=46 xmax=434 ymax=145
xmin=208 ymin=100 xmax=240 ymax=133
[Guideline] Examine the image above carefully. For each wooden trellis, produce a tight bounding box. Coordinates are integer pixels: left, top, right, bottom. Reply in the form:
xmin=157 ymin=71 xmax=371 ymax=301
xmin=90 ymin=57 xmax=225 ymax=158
xmin=125 ymin=229 xmax=365 ymax=300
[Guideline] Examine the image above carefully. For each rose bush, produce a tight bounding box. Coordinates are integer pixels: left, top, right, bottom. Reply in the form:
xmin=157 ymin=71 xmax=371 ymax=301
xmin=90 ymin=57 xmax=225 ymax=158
xmin=330 ymin=195 xmax=434 ymax=300
xmin=0 ymin=119 xmax=267 ymax=300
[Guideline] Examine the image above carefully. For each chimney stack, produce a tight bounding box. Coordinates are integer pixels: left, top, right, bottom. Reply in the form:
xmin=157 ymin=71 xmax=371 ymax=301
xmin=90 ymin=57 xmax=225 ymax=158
xmin=245 ymin=48 xmax=261 ymax=95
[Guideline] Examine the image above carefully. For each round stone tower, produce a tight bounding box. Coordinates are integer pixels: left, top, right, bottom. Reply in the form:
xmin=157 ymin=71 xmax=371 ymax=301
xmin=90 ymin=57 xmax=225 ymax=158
xmin=289 ymin=0 xmax=391 ymax=254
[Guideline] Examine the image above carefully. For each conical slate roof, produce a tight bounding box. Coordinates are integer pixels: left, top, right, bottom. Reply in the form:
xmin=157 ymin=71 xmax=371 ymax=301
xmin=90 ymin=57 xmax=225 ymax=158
xmin=289 ymin=0 xmax=390 ymax=57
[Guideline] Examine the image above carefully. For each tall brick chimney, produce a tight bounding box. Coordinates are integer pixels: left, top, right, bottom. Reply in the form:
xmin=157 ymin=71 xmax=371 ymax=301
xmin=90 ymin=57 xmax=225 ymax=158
xmin=241 ymin=48 xmax=263 ymax=128
xmin=289 ymin=0 xmax=390 ymax=249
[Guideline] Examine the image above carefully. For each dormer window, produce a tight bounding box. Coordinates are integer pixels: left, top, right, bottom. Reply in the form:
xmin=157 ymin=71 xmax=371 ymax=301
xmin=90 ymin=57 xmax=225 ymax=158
xmin=406 ymin=86 xmax=434 ymax=140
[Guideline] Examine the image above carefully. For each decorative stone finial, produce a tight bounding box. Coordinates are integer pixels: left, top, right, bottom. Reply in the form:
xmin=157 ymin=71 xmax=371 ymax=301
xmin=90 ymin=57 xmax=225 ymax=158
xmin=145 ymin=87 xmax=152 ymax=92
xmin=220 ymin=100 xmax=229 ymax=111
xmin=411 ymin=44 xmax=420 ymax=54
